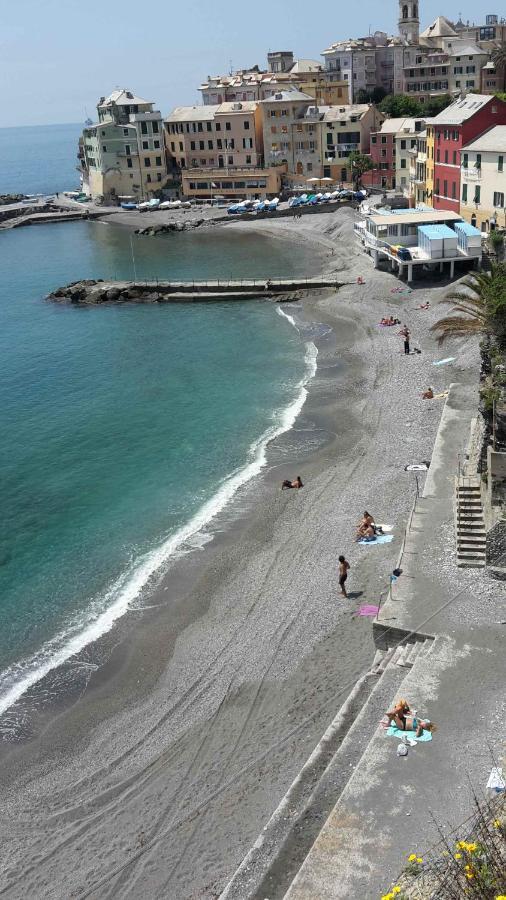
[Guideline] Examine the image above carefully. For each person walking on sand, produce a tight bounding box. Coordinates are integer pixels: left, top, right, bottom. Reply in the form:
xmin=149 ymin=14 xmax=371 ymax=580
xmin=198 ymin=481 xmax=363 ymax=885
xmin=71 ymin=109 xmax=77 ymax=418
xmin=338 ymin=555 xmax=350 ymax=597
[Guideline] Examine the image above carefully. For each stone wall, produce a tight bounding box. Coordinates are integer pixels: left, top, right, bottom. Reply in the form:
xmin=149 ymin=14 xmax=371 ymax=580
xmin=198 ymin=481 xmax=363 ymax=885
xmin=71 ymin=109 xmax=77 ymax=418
xmin=486 ymin=517 xmax=506 ymax=567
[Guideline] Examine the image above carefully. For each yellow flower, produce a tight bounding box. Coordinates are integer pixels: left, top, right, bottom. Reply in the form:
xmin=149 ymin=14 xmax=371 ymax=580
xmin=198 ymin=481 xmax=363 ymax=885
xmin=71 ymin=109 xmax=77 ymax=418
xmin=466 ymin=842 xmax=477 ymax=853
xmin=455 ymin=853 xmax=462 ymax=860
xmin=416 ymin=858 xmax=423 ymax=865
xmin=466 ymin=873 xmax=474 ymax=880
xmin=457 ymin=840 xmax=467 ymax=849
xmin=381 ymin=894 xmax=393 ymax=900
xmin=408 ymin=853 xmax=417 ymax=862
xmin=493 ymin=820 xmax=501 ymax=829
xmin=495 ymin=895 xmax=506 ymax=899
xmin=393 ymin=889 xmax=402 ymax=896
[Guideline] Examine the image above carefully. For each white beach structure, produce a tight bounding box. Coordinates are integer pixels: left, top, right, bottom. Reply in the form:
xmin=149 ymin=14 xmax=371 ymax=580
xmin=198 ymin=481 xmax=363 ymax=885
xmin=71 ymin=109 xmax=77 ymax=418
xmin=354 ymin=207 xmax=483 ymax=281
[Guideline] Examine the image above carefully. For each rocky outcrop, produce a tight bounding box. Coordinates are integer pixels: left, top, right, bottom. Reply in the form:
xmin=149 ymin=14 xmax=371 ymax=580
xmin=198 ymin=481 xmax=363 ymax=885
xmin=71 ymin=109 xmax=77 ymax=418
xmin=0 ymin=194 xmax=28 ymax=206
xmin=135 ymin=220 xmax=204 ymax=236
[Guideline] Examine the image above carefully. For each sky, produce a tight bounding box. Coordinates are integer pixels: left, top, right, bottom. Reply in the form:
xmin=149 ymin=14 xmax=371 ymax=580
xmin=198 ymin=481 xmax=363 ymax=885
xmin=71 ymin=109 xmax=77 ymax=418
xmin=0 ymin=0 xmax=497 ymax=127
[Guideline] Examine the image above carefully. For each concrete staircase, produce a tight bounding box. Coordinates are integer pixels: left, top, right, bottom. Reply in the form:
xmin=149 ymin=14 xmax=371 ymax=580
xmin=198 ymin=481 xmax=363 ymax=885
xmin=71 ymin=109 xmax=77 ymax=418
xmin=219 ymin=634 xmax=434 ymax=900
xmin=455 ymin=476 xmax=486 ymax=568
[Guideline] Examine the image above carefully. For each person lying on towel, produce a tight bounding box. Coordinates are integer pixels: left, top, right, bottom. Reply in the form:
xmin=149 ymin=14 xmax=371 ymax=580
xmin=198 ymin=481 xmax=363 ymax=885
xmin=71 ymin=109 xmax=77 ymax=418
xmin=386 ymin=698 xmax=435 ymax=738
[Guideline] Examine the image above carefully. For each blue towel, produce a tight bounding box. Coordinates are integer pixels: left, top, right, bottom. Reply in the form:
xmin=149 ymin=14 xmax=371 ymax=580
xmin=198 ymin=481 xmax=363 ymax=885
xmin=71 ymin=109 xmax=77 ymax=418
xmin=433 ymin=357 xmax=456 ymax=366
xmin=358 ymin=534 xmax=394 ymax=545
xmin=387 ymin=725 xmax=432 ymax=742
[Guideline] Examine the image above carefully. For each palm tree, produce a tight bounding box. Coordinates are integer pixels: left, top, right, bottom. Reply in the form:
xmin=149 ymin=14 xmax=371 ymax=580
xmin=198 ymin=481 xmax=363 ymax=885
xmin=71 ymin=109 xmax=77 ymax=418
xmin=492 ymin=47 xmax=506 ymax=91
xmin=431 ymin=264 xmax=506 ymax=345
xmin=492 ymin=45 xmax=506 ymax=72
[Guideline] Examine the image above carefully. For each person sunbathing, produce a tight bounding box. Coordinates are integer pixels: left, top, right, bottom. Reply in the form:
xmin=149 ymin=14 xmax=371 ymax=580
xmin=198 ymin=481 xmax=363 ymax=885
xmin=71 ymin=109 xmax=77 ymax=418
xmin=386 ymin=699 xmax=434 ymax=737
xmin=417 ymin=302 xmax=430 ymax=310
xmin=422 ymin=387 xmax=434 ymax=400
xmin=282 ymin=476 xmax=303 ymax=490
xmin=356 ymin=511 xmax=375 ymax=539
xmin=360 ymin=524 xmax=376 ymax=541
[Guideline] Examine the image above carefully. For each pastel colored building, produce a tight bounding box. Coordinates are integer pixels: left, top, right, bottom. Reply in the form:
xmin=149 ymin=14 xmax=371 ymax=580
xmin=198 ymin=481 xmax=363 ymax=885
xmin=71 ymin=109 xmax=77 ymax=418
xmin=409 ymin=128 xmax=428 ymax=205
xmin=431 ymin=94 xmax=506 ymax=212
xmin=261 ymin=92 xmax=382 ymax=186
xmin=460 ymin=125 xmax=506 ymax=232
xmin=180 ymin=166 xmax=284 ymax=201
xmin=165 ymin=101 xmax=283 ymax=200
xmin=370 ymin=117 xmax=424 ymax=190
xmin=199 ymin=54 xmax=349 ymax=108
xmin=165 ymin=102 xmax=264 ymax=172
xmin=80 ymin=90 xmax=167 ymax=203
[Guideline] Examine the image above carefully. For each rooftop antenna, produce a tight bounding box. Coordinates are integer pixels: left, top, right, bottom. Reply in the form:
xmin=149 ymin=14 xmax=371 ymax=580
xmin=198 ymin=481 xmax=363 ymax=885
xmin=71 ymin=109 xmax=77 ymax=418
xmin=229 ymin=59 xmax=233 ymax=75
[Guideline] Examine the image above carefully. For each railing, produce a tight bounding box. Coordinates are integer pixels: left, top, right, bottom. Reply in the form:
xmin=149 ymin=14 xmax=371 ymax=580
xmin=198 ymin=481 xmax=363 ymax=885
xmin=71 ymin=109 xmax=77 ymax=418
xmin=461 ymin=167 xmax=481 ymax=180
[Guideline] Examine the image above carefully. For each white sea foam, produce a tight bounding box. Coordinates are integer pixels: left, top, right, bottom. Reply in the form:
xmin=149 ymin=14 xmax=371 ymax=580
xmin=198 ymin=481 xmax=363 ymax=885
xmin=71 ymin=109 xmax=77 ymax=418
xmin=0 ymin=317 xmax=318 ymax=720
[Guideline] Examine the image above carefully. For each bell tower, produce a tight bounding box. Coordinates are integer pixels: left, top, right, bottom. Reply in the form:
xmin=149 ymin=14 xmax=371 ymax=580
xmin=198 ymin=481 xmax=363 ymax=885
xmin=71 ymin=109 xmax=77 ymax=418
xmin=398 ymin=0 xmax=420 ymax=44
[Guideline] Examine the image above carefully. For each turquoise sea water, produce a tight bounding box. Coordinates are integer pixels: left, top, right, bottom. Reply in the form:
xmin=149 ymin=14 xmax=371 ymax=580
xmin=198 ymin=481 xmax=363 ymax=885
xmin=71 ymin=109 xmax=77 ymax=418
xmin=0 ymin=123 xmax=83 ymax=196
xmin=0 ymin=219 xmax=318 ymax=724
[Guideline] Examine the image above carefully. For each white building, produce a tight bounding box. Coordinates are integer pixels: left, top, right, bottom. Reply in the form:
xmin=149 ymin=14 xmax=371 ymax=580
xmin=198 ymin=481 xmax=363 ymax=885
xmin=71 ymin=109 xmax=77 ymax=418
xmin=460 ymin=125 xmax=506 ymax=231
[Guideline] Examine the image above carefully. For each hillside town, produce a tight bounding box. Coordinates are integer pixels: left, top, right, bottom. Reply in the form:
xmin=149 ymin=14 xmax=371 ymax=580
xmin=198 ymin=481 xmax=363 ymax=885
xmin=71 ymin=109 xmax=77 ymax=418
xmin=78 ymin=2 xmax=506 ymax=235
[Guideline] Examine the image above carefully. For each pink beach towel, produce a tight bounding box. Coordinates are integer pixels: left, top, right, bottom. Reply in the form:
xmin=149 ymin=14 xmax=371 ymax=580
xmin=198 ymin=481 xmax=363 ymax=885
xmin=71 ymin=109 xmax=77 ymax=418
xmin=358 ymin=604 xmax=380 ymax=617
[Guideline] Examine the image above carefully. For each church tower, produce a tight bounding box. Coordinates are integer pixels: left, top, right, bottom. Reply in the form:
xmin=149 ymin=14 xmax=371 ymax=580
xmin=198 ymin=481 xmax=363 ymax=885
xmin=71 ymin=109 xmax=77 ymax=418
xmin=398 ymin=0 xmax=420 ymax=44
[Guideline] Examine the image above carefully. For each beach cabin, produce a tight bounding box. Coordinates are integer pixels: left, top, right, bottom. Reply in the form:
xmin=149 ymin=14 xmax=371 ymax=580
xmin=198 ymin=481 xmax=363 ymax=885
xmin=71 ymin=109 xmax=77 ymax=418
xmin=418 ymin=225 xmax=458 ymax=260
xmin=454 ymin=222 xmax=483 ymax=258
xmin=356 ymin=207 xmax=482 ymax=282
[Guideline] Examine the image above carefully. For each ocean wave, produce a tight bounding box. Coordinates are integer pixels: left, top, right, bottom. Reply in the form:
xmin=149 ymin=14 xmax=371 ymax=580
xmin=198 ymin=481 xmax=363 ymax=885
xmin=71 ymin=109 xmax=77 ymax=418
xmin=0 ymin=317 xmax=318 ymax=721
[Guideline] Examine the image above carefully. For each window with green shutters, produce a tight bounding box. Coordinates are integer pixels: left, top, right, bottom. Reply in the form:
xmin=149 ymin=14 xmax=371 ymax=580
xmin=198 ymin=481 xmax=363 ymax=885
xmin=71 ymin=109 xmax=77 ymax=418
xmin=474 ymin=185 xmax=481 ymax=204
xmin=499 ymin=156 xmax=504 ymax=172
xmin=462 ymin=183 xmax=468 ymax=202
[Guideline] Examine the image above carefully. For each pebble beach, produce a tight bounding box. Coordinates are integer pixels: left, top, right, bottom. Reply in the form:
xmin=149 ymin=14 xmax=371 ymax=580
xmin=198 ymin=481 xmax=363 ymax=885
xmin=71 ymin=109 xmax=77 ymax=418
xmin=0 ymin=206 xmax=499 ymax=900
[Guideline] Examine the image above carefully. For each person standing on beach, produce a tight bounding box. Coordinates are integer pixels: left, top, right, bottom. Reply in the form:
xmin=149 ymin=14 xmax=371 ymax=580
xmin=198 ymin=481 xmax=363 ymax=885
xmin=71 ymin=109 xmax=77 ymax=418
xmin=399 ymin=324 xmax=411 ymax=355
xmin=338 ymin=555 xmax=350 ymax=598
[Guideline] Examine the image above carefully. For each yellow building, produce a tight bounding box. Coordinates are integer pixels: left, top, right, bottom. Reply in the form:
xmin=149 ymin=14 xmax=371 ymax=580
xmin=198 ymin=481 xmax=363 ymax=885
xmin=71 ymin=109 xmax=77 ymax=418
xmin=181 ymin=165 xmax=285 ymax=200
xmin=425 ymin=121 xmax=435 ymax=203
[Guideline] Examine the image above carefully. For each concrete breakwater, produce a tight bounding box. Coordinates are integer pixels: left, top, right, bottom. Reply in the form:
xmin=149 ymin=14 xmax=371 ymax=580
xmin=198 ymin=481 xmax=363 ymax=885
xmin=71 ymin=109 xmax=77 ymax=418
xmin=47 ymin=277 xmax=348 ymax=305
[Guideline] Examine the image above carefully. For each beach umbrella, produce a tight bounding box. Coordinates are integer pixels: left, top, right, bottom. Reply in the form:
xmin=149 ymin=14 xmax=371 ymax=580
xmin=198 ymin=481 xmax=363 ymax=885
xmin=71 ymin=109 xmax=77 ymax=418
xmin=320 ymin=177 xmax=334 ymax=183
xmin=306 ymin=177 xmax=320 ymax=184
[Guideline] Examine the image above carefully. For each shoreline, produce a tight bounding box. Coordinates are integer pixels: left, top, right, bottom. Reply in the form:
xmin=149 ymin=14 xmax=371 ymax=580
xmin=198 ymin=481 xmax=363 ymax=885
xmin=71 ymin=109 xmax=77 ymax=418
xmin=0 ymin=304 xmax=318 ymax=724
xmin=0 ymin=208 xmax=484 ymax=899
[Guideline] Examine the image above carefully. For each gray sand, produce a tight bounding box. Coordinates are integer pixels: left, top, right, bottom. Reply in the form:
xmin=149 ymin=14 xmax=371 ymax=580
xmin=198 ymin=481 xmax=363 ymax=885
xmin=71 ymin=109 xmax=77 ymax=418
xmin=0 ymin=209 xmax=487 ymax=899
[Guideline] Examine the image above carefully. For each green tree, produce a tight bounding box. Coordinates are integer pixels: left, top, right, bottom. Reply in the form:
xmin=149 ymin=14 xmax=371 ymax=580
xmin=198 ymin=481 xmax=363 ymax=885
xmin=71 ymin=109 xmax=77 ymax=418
xmin=371 ymin=86 xmax=387 ymax=104
xmin=347 ymin=152 xmax=373 ymax=190
xmin=421 ymin=94 xmax=452 ymax=116
xmin=356 ymin=89 xmax=371 ymax=104
xmin=379 ymin=94 xmax=423 ymax=117
xmin=431 ymin=263 xmax=506 ymax=346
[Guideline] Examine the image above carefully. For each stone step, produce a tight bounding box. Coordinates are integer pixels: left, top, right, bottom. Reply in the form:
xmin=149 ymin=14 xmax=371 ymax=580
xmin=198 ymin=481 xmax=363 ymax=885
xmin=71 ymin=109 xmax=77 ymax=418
xmin=280 ymin=636 xmax=443 ymax=900
xmin=457 ymin=541 xmax=487 ymax=550
xmin=458 ymin=559 xmax=486 ymax=569
xmin=457 ymin=524 xmax=486 ymax=533
xmin=220 ymin=662 xmax=410 ymax=900
xmin=396 ymin=641 xmax=425 ymax=668
xmin=388 ymin=645 xmax=406 ymax=668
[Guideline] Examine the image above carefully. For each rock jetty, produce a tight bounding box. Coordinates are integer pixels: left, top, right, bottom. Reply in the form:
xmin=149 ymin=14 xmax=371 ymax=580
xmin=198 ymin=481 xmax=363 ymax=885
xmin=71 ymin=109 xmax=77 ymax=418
xmin=47 ymin=276 xmax=347 ymax=305
xmin=135 ymin=219 xmax=205 ymax=236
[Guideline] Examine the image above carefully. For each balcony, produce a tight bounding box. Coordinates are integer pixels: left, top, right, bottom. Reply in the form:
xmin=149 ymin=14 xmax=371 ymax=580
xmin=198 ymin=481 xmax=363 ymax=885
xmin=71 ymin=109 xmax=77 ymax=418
xmin=462 ymin=167 xmax=481 ymax=180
